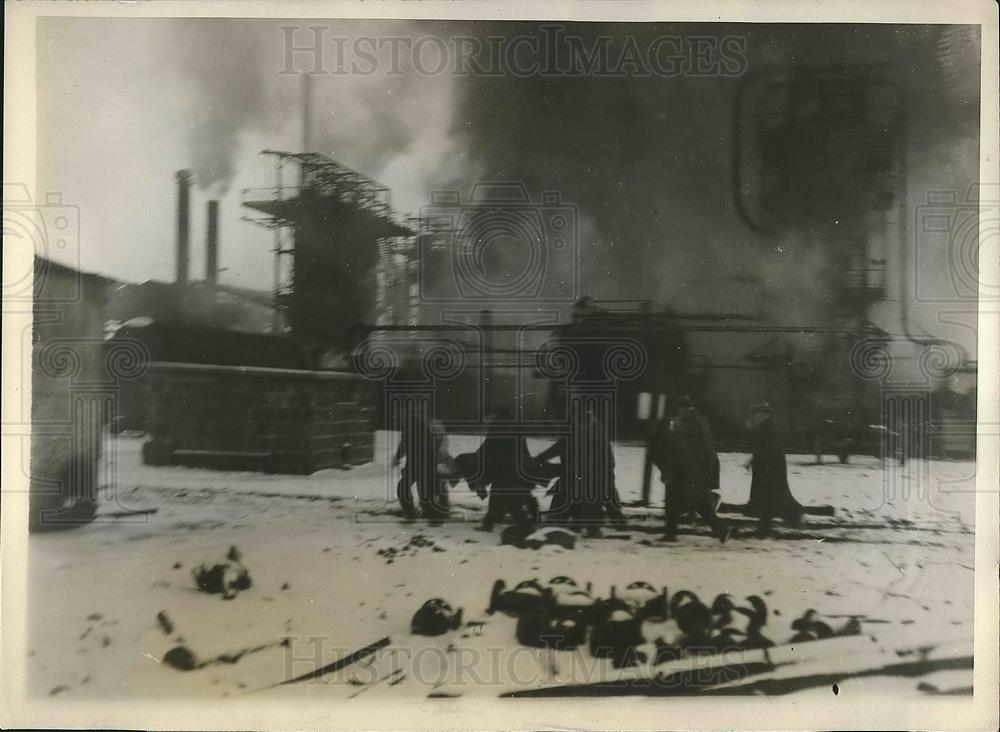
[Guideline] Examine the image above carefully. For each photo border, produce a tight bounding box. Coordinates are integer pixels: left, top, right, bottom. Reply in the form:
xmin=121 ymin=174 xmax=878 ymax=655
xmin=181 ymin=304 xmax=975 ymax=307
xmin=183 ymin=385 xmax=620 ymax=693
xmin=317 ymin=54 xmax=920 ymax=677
xmin=3 ymin=1 xmax=997 ymax=730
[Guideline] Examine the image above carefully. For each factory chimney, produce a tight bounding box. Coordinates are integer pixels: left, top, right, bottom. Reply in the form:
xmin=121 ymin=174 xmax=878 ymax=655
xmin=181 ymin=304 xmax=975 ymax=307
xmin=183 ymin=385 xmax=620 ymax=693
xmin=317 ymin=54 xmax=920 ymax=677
xmin=175 ymin=170 xmax=192 ymax=285
xmin=206 ymin=200 xmax=219 ymax=285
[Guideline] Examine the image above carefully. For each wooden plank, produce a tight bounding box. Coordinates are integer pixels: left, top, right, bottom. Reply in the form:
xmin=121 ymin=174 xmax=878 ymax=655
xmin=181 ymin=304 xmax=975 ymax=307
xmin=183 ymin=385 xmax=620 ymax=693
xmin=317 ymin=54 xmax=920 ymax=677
xmin=503 ymin=629 xmax=972 ymax=698
xmin=276 ymin=636 xmax=391 ymax=686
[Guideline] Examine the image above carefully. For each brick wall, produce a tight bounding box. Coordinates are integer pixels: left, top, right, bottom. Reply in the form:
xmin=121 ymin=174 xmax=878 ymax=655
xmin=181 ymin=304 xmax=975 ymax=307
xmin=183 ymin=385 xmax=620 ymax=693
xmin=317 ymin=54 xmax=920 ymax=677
xmin=143 ymin=362 xmax=374 ymax=474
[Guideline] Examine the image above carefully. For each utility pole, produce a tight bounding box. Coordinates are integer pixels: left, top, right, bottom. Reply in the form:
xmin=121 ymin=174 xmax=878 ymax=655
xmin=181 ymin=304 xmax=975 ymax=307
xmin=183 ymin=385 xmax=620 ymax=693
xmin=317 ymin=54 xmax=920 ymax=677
xmin=301 ymin=72 xmax=312 ymax=161
xmin=272 ymin=157 xmax=284 ymax=334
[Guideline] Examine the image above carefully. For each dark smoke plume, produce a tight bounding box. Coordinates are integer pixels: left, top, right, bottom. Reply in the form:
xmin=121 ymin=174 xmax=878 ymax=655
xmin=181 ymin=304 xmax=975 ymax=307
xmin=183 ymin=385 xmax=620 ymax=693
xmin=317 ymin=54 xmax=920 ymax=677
xmin=449 ymin=23 xmax=980 ymax=335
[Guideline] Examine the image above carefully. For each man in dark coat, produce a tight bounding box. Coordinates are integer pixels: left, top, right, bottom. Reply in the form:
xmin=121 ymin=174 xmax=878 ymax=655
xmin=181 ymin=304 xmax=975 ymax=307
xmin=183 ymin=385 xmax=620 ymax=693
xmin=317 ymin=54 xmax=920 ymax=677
xmin=393 ymin=407 xmax=454 ymax=521
xmin=536 ymin=403 xmax=625 ymax=535
xmin=672 ymin=395 xmax=721 ymax=494
xmin=744 ymin=402 xmax=804 ymax=537
xmin=652 ymin=397 xmax=731 ymax=543
xmin=475 ymin=409 xmax=539 ymax=534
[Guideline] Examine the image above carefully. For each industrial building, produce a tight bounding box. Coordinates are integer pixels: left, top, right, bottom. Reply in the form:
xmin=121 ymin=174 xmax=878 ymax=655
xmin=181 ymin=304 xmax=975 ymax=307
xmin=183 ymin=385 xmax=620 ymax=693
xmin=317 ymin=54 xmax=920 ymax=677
xmin=35 ymin=65 xmax=976 ymax=488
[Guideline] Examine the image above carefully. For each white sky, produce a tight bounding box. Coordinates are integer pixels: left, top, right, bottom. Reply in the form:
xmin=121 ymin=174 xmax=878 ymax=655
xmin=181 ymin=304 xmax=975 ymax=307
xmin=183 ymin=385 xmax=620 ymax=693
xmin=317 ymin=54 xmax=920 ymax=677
xmin=36 ymin=18 xmax=460 ymax=291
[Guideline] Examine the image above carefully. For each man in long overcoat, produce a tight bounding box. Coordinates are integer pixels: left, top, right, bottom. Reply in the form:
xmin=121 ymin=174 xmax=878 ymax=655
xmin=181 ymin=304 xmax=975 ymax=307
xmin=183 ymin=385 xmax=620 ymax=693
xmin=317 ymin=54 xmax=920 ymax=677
xmin=745 ymin=402 xmax=804 ymax=537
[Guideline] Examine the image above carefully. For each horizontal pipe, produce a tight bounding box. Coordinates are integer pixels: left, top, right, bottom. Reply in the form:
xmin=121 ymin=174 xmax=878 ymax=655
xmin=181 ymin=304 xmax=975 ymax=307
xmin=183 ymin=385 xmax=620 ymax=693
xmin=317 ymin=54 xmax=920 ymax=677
xmin=361 ymin=323 xmax=880 ymax=335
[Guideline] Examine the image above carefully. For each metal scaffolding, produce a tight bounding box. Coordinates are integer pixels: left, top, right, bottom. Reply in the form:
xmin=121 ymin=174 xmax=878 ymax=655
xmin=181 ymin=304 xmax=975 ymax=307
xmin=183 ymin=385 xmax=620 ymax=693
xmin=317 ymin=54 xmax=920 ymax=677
xmin=243 ymin=150 xmax=413 ymax=233
xmin=241 ymin=150 xmax=416 ymax=339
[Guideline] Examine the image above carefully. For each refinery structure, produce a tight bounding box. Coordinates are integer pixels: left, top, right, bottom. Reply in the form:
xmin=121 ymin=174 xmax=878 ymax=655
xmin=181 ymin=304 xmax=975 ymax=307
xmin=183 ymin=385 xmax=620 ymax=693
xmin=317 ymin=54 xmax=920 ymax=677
xmin=31 ymin=61 xmax=977 ymax=504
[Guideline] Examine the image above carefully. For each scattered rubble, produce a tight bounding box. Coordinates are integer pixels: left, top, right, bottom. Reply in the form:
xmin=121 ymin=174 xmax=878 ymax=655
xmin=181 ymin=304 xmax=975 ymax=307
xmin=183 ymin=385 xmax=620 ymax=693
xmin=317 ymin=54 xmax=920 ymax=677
xmin=488 ymin=579 xmax=548 ymax=617
xmin=163 ymin=645 xmax=198 ymax=671
xmin=411 ymin=599 xmax=464 ymax=636
xmin=162 ymin=638 xmax=290 ymax=673
xmin=516 ymin=578 xmax=594 ymax=651
xmin=485 ymin=576 xmax=863 ymax=665
xmin=500 ymin=525 xmax=528 ymax=547
xmin=156 ymin=611 xmax=174 ymax=635
xmin=376 ymin=534 xmax=442 ymax=563
xmin=192 ymin=546 xmax=252 ymax=600
xmin=523 ymin=527 xmax=577 ymax=550
xmin=618 ymin=581 xmax=669 ymax=622
xmin=790 ymin=609 xmax=862 ymax=642
xmin=589 ymin=594 xmax=647 ymax=667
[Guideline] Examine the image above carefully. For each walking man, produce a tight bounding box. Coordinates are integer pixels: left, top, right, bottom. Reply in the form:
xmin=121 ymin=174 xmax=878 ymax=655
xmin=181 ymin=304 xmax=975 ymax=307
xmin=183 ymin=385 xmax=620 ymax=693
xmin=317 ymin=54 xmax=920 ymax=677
xmin=672 ymin=395 xmax=721 ymax=495
xmin=652 ymin=397 xmax=731 ymax=543
xmin=393 ymin=405 xmax=454 ymax=522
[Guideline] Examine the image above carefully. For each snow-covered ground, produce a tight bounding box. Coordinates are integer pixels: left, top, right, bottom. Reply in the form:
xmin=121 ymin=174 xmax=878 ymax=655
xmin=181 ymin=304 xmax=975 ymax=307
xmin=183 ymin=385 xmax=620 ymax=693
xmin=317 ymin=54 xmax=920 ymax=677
xmin=26 ymin=433 xmax=976 ymax=700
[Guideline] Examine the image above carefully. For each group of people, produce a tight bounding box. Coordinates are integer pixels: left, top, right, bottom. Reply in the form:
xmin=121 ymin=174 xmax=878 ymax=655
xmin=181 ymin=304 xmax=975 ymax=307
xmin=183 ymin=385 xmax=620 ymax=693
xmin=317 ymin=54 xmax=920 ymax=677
xmin=392 ymin=397 xmax=804 ymax=541
xmin=649 ymin=397 xmax=805 ymax=541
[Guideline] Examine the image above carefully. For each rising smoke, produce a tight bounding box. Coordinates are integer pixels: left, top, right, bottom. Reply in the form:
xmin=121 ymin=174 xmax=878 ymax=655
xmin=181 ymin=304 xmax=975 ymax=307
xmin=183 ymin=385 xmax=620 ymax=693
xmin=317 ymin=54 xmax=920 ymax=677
xmin=38 ymin=18 xmax=979 ymax=348
xmin=174 ymin=19 xmax=467 ymax=211
xmin=450 ymin=23 xmax=979 ymax=312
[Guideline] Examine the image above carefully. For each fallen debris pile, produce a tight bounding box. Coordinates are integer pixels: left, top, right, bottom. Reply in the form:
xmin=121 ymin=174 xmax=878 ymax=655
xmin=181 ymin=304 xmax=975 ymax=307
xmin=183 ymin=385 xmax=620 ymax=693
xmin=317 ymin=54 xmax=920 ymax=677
xmin=411 ymin=599 xmax=464 ymax=636
xmin=157 ymin=606 xmax=289 ymax=673
xmin=484 ymin=576 xmax=862 ymax=668
xmin=192 ymin=546 xmax=252 ymax=600
xmin=375 ymin=534 xmax=445 ymax=564
xmin=499 ymin=525 xmax=578 ymax=549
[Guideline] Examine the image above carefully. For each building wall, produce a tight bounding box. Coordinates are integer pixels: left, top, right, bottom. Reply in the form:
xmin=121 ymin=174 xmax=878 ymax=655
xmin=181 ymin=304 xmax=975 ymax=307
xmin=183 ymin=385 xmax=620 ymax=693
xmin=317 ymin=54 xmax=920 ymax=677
xmin=142 ymin=362 xmax=374 ymax=474
xmin=108 ymin=321 xmax=311 ymax=431
xmin=30 ymin=260 xmax=109 ymax=531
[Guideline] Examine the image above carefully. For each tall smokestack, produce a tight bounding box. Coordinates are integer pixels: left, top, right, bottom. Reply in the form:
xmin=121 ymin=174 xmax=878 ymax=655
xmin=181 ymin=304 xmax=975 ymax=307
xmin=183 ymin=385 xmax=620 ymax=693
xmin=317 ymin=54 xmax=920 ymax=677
xmin=175 ymin=170 xmax=192 ymax=285
xmin=302 ymin=72 xmax=312 ymax=155
xmin=301 ymin=72 xmax=312 ymax=189
xmin=206 ymin=200 xmax=219 ymax=285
